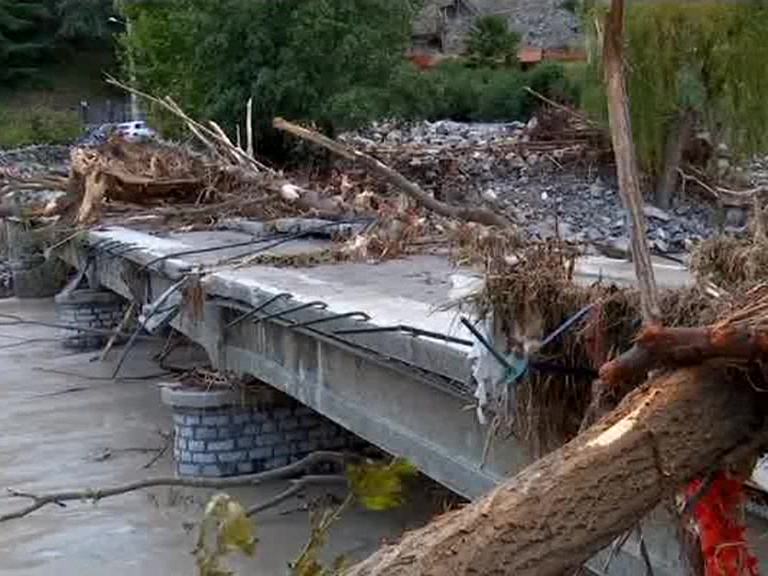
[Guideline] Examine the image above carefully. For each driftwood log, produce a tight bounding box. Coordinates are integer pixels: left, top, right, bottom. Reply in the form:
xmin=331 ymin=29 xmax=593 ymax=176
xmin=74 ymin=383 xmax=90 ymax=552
xmin=273 ymin=118 xmax=512 ymax=228
xmin=345 ymin=367 xmax=762 ymax=576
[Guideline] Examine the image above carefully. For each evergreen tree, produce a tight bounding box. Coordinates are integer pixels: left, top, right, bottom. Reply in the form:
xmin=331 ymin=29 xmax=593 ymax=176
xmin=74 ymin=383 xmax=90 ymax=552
xmin=0 ymin=0 xmax=53 ymax=84
xmin=55 ymin=0 xmax=115 ymax=44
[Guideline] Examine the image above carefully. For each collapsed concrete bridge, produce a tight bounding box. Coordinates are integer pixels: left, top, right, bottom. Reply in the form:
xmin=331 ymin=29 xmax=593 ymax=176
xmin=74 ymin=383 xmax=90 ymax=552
xmin=58 ymin=221 xmax=766 ymax=575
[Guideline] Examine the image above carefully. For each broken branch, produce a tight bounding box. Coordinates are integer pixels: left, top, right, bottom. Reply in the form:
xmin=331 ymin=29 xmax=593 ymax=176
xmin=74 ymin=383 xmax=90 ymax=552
xmin=245 ymin=475 xmax=348 ymax=517
xmin=273 ymin=117 xmax=512 ymax=228
xmin=0 ymin=451 xmax=344 ymax=523
xmin=600 ymin=323 xmax=768 ymax=387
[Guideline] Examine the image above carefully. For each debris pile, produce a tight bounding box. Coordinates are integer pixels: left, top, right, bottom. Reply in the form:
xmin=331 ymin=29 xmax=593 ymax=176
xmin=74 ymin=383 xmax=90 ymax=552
xmin=459 ymin=233 xmax=721 ymax=453
xmin=340 ymin=112 xmax=721 ymax=254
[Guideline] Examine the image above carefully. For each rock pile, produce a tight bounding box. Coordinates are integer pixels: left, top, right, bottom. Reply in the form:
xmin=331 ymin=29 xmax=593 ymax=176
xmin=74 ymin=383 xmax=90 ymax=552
xmin=342 ymin=120 xmax=731 ymax=255
xmin=0 ymin=145 xmax=70 ymax=179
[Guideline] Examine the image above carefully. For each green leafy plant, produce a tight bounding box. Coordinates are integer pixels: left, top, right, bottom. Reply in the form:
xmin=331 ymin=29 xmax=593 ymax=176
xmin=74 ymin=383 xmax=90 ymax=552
xmin=348 ymin=458 xmax=418 ymax=511
xmin=195 ymin=457 xmax=419 ymax=576
xmin=195 ymin=493 xmax=258 ymax=576
xmin=465 ymin=15 xmax=521 ymax=68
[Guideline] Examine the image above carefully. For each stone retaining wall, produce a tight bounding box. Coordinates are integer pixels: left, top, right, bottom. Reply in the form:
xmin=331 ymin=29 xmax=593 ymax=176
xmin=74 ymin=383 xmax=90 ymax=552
xmin=165 ymin=388 xmax=364 ymax=477
xmin=55 ymin=288 xmax=125 ymax=350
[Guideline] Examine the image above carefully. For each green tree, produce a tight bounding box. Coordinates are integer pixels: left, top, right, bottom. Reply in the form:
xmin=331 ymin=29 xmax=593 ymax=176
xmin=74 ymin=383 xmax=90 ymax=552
xmin=0 ymin=0 xmax=53 ymax=83
xmin=465 ymin=15 xmax=521 ymax=68
xmin=123 ymin=0 xmax=419 ymax=151
xmin=580 ymin=2 xmax=768 ymax=205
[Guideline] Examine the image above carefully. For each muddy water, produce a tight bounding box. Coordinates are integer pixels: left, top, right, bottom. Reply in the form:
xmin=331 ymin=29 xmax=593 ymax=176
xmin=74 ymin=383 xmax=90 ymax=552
xmin=0 ymin=299 xmax=437 ymax=575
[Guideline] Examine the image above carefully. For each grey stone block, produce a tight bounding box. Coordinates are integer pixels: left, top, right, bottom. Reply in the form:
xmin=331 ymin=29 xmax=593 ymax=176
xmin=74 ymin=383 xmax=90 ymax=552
xmin=195 ymin=427 xmax=218 ymax=440
xmin=294 ymin=406 xmax=315 ymax=417
xmin=249 ymin=447 xmax=273 ymax=460
xmin=201 ymin=414 xmax=230 ymax=426
xmin=237 ymin=462 xmax=255 ymax=474
xmin=285 ymin=430 xmax=307 ymax=442
xmin=232 ymin=412 xmax=254 ymax=425
xmin=187 ymin=440 xmax=206 ymax=451
xmin=207 ymin=439 xmax=235 ymax=452
xmin=184 ymin=414 xmax=201 ymax=425
xmin=218 ymin=450 xmax=248 ymax=463
xmin=280 ymin=417 xmax=299 ymax=431
xmin=308 ymin=428 xmax=325 ymax=440
xmin=237 ymin=437 xmax=254 ymax=449
xmin=177 ymin=426 xmax=194 ymax=439
xmin=273 ymin=444 xmax=290 ymax=457
xmin=192 ymin=452 xmax=217 ymax=464
xmin=178 ymin=463 xmax=201 ymax=476
xmin=261 ymin=421 xmax=277 ymax=434
xmin=172 ymin=413 xmax=187 ymax=425
xmin=256 ymin=433 xmax=280 ymax=447
xmin=178 ymin=451 xmax=193 ymax=462
xmin=243 ymin=424 xmax=262 ymax=435
xmin=251 ymin=411 xmax=269 ymax=423
xmin=200 ymin=464 xmax=225 ymax=477
xmin=176 ymin=438 xmax=187 ymax=451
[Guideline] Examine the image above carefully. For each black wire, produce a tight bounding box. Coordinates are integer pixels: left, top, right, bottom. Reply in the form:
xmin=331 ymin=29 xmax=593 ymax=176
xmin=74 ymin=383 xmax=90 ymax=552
xmin=138 ymin=217 xmax=374 ymax=272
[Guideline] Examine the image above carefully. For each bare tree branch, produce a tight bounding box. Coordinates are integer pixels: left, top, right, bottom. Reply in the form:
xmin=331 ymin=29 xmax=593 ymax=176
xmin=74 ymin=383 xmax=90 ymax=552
xmin=0 ymin=451 xmax=345 ymax=523
xmin=273 ymin=117 xmax=513 ymax=228
xmin=246 ymin=475 xmax=348 ymax=517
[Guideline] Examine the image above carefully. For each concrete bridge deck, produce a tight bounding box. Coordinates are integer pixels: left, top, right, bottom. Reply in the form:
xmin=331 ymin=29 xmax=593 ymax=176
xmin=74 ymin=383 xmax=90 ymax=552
xmin=59 ymin=221 xmax=765 ymax=576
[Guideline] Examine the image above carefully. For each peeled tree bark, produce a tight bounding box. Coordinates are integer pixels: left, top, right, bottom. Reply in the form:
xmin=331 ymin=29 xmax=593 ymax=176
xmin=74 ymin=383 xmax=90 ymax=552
xmin=345 ymin=367 xmax=762 ymax=576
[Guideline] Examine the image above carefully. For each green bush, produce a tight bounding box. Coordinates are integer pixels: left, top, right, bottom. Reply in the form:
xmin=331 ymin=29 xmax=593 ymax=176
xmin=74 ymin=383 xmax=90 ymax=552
xmin=378 ymin=61 xmax=573 ymax=124
xmin=475 ymin=69 xmax=527 ymax=121
xmin=0 ymin=106 xmax=81 ymax=147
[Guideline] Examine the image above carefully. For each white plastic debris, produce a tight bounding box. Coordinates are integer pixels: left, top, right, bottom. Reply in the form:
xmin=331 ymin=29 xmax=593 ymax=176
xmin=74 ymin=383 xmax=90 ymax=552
xmin=467 ymin=317 xmax=505 ymax=425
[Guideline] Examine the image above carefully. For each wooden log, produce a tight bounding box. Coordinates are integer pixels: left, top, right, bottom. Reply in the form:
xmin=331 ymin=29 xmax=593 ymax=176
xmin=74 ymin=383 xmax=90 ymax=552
xmin=601 ymin=323 xmax=768 ymax=387
xmin=345 ymin=367 xmax=761 ymax=576
xmin=273 ymin=118 xmax=512 ymax=229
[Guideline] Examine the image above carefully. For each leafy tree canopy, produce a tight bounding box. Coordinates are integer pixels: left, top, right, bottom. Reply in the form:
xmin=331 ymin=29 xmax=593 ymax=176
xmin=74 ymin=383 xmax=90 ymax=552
xmin=122 ymin=0 xmax=421 ymax=146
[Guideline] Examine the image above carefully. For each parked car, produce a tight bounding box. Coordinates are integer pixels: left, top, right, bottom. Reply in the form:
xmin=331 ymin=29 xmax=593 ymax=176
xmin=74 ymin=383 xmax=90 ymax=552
xmin=77 ymin=121 xmax=157 ymax=147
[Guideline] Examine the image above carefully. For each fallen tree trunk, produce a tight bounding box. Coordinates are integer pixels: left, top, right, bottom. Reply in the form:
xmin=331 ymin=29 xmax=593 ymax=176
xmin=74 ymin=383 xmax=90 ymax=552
xmin=273 ymin=118 xmax=512 ymax=228
xmin=345 ymin=366 xmax=762 ymax=576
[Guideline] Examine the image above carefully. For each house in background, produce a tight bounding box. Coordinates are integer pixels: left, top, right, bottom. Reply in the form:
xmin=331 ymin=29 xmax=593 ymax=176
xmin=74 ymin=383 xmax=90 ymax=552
xmin=413 ymin=0 xmax=583 ymax=54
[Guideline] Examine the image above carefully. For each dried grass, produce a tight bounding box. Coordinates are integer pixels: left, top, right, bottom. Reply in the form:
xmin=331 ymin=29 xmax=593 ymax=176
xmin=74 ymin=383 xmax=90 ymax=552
xmin=460 ymin=234 xmax=724 ymax=455
xmin=691 ymin=236 xmax=768 ymax=287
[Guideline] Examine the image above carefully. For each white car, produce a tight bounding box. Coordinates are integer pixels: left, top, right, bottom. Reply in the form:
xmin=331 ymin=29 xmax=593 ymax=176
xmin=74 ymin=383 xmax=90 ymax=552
xmin=115 ymin=121 xmax=157 ymax=141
